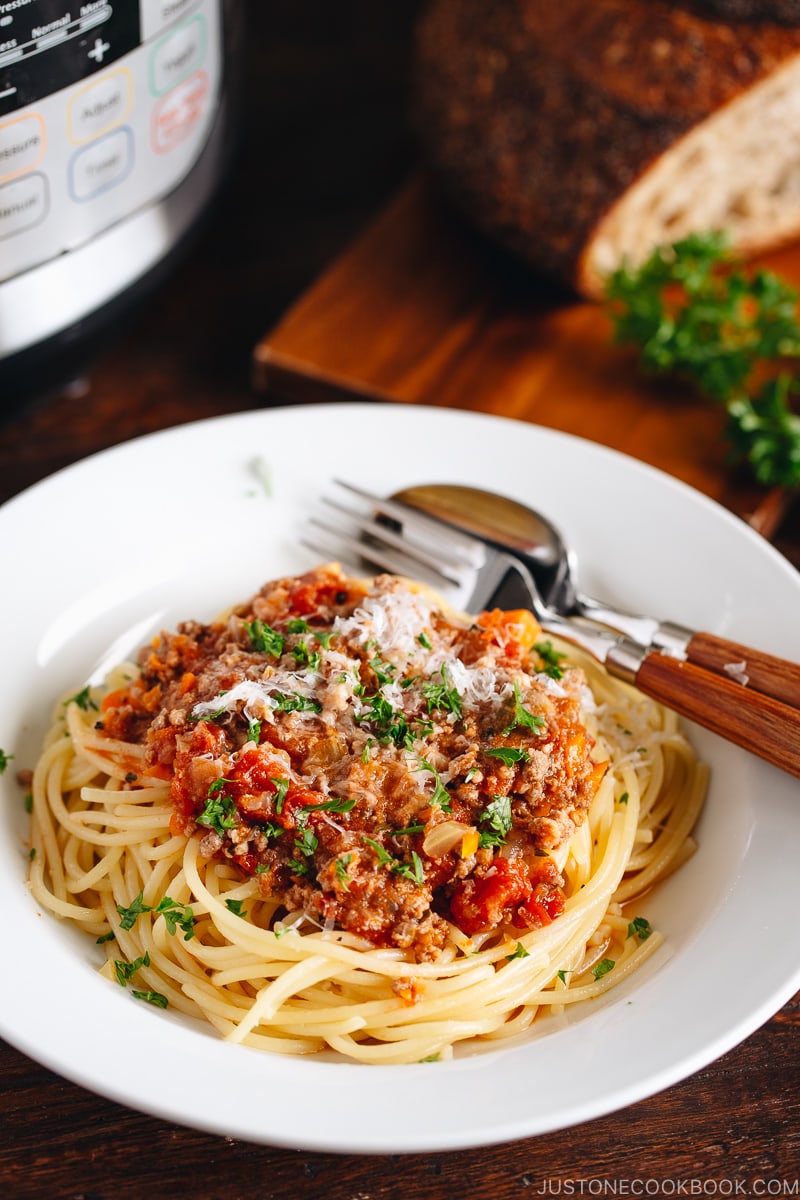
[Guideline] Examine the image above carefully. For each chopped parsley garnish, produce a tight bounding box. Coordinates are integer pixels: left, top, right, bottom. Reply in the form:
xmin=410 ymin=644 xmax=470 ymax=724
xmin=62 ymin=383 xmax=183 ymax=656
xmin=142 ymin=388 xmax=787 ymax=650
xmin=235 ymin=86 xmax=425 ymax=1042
xmin=96 ymin=930 xmax=115 ymax=945
xmin=271 ymin=691 xmax=322 ymax=714
xmin=197 ymin=789 xmax=239 ymax=837
xmin=246 ymin=718 xmax=262 ymax=743
xmin=355 ymin=692 xmax=414 ymax=748
xmin=415 ymin=759 xmax=452 ymax=810
xmin=485 ymin=746 xmax=529 ymax=767
xmin=270 ymin=777 xmax=290 ymax=813
xmin=0 ymin=748 xmax=13 ymax=774
xmin=421 ymin=666 xmax=462 ymax=719
xmin=155 ymin=897 xmax=196 ymax=940
xmin=116 ymin=891 xmax=151 ymax=931
xmin=362 ymin=835 xmax=395 ymax=867
xmin=617 ymin=791 xmax=630 ymax=805
xmin=243 ymin=618 xmax=285 ymax=657
xmin=502 ymin=681 xmax=544 ymax=735
xmin=256 ymin=820 xmax=283 ymax=841
xmin=63 ymin=686 xmax=97 ymax=711
xmin=114 ymin=951 xmax=150 ymax=986
xmin=394 ymin=850 xmax=425 ymax=885
xmin=477 ymin=795 xmax=513 ymax=848
xmin=335 ymin=853 xmax=354 ymax=890
xmin=417 ymin=631 xmax=432 ymax=650
xmin=285 ymin=618 xmax=310 ymax=634
xmin=23 ymin=792 xmax=32 ymax=813
xmin=627 ymin=916 xmax=652 ymax=941
xmin=556 ymin=969 xmax=568 ymax=984
xmin=294 ymin=827 xmax=319 ymax=858
xmin=534 ymin=640 xmax=566 ymax=680
xmin=369 ymin=654 xmax=396 ymax=686
xmin=362 ymin=836 xmax=425 ymax=884
xmin=313 ymin=630 xmax=335 ymax=649
xmin=592 ymin=957 xmax=615 ymax=980
xmin=225 ymin=898 xmax=248 ymax=918
xmin=301 ymin=796 xmax=355 ymax=817
xmin=293 ymin=640 xmax=321 ymax=671
xmin=132 ymin=989 xmax=169 ymax=1008
xmin=115 ymin=892 xmax=196 ymax=940
xmin=507 ymin=942 xmax=530 ymax=960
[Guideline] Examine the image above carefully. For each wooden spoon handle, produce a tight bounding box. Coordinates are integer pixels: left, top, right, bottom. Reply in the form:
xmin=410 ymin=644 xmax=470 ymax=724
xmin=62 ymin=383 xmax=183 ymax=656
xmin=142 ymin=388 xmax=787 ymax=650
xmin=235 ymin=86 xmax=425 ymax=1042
xmin=634 ymin=652 xmax=800 ymax=778
xmin=685 ymin=632 xmax=800 ymax=709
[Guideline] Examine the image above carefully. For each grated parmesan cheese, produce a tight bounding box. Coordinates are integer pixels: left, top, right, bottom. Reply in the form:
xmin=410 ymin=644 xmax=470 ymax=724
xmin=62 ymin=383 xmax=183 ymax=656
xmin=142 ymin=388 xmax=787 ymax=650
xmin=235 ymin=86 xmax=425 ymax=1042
xmin=334 ymin=588 xmax=436 ymax=663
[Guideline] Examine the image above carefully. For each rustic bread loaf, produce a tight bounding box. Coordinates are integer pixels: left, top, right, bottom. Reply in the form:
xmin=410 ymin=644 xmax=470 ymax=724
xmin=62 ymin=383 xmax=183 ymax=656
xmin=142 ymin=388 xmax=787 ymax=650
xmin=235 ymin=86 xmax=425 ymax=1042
xmin=412 ymin=0 xmax=800 ymax=296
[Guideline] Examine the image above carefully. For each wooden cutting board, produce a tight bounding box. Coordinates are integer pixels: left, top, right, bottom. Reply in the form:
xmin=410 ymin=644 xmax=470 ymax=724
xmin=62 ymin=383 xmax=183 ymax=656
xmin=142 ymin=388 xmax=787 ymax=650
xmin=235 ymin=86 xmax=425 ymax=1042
xmin=253 ymin=173 xmax=800 ymax=539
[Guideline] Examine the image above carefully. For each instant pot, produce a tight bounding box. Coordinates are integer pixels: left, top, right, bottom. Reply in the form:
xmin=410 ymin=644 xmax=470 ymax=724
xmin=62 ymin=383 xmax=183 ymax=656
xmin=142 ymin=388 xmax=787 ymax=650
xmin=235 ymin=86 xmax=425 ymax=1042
xmin=0 ymin=0 xmax=240 ymax=403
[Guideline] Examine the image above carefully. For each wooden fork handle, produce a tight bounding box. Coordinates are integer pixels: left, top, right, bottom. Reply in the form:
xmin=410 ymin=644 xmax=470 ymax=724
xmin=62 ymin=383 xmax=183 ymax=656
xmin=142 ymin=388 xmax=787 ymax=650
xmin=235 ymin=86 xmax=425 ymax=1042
xmin=633 ymin=652 xmax=800 ymax=778
xmin=684 ymin=632 xmax=800 ymax=710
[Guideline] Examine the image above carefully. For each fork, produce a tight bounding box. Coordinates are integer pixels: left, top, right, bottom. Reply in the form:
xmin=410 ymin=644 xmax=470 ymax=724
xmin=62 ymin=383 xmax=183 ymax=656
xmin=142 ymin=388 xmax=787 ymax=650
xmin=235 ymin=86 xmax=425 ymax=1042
xmin=305 ymin=482 xmax=800 ymax=780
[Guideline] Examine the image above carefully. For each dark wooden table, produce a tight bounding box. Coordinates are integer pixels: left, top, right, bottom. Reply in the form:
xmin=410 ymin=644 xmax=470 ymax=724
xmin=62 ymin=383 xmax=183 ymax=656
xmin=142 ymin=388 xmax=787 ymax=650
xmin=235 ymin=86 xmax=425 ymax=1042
xmin=1 ymin=4 xmax=799 ymax=1196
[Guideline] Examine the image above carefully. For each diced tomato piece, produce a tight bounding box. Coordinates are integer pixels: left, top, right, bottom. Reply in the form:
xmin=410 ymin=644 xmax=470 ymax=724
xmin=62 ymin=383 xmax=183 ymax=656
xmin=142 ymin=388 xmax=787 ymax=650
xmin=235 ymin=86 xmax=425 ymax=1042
xmin=517 ymin=881 xmax=565 ymax=927
xmin=288 ymin=577 xmax=349 ymax=616
xmin=449 ymin=857 xmax=532 ymax=935
xmin=235 ymin=852 xmax=260 ymax=875
xmin=227 ymin=745 xmax=318 ymax=828
xmin=449 ymin=855 xmax=565 ymax=935
xmin=517 ymin=857 xmax=566 ymax=928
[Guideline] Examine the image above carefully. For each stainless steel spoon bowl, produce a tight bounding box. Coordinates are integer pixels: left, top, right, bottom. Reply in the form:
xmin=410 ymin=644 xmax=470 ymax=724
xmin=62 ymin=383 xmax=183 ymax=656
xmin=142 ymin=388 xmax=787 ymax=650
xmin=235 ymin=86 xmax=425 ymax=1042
xmin=390 ymin=482 xmax=800 ymax=710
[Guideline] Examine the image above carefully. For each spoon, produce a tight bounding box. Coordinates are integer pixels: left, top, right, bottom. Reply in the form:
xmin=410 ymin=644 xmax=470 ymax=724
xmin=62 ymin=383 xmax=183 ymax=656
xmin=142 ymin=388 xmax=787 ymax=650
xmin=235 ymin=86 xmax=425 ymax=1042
xmin=389 ymin=482 xmax=800 ymax=710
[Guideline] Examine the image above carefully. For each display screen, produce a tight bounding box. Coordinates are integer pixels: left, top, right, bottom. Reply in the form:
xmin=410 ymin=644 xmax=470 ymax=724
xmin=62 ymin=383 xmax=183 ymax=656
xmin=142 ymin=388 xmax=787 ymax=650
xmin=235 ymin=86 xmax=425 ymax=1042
xmin=0 ymin=1 xmax=141 ymax=117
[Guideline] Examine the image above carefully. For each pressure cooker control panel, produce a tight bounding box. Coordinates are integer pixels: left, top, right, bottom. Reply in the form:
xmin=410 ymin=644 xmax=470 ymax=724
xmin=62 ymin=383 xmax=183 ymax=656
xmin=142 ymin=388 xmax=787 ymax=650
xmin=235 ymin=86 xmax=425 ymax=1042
xmin=0 ymin=0 xmax=222 ymax=283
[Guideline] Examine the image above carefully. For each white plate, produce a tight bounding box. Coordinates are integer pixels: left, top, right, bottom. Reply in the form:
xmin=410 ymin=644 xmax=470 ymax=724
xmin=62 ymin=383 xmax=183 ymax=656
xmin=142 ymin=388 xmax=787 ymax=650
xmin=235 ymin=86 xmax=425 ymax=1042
xmin=2 ymin=403 xmax=799 ymax=1154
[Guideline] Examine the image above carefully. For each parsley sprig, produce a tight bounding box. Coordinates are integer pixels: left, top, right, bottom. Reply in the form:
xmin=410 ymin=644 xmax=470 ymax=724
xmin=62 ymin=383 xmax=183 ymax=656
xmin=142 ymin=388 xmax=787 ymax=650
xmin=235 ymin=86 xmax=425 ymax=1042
xmin=477 ymin=795 xmax=512 ymax=848
xmin=361 ymin=835 xmax=425 ymax=884
xmin=116 ymin=891 xmax=195 ymax=940
xmin=242 ymin=618 xmax=284 ymax=657
xmin=604 ymin=231 xmax=800 ymax=488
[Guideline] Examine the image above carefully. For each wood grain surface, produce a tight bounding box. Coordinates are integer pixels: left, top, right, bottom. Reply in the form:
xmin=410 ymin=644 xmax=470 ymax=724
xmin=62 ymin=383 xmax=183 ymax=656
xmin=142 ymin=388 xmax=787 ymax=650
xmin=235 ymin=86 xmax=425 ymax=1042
xmin=1 ymin=3 xmax=799 ymax=1196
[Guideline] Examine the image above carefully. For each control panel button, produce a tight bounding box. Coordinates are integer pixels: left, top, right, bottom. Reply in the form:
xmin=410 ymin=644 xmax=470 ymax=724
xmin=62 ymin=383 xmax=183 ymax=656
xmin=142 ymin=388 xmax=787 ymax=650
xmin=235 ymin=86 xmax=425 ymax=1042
xmin=69 ymin=126 xmax=134 ymax=201
xmin=68 ymin=68 xmax=132 ymax=144
xmin=150 ymin=15 xmax=205 ymax=96
xmin=0 ymin=113 xmax=45 ymax=182
xmin=141 ymin=0 xmax=201 ymax=41
xmin=151 ymin=70 xmax=208 ymax=154
xmin=0 ymin=171 xmax=48 ymax=239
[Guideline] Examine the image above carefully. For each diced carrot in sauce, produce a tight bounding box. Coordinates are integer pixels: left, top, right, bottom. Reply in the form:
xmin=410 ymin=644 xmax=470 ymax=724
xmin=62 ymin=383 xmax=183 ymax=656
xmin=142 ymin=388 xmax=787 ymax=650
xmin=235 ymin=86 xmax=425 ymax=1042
xmin=476 ymin=608 xmax=541 ymax=659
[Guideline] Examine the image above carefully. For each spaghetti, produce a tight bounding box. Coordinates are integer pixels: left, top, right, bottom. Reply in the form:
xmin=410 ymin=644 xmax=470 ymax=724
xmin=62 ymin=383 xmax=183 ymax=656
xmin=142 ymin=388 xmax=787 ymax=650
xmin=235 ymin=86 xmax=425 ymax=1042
xmin=28 ymin=565 xmax=706 ymax=1064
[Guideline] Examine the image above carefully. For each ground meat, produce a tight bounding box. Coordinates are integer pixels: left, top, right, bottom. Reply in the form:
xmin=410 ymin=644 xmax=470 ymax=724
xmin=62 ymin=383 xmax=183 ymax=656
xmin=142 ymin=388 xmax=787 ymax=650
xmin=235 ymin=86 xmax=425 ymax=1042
xmin=96 ymin=566 xmax=607 ymax=960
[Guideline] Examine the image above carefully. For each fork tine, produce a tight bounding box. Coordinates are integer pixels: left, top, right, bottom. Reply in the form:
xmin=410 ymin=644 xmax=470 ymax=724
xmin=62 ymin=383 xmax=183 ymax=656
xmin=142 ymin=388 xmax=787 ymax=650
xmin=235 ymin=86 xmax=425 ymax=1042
xmin=319 ymin=497 xmax=474 ymax=577
xmin=303 ymin=517 xmax=464 ymax=592
xmin=332 ymin=480 xmax=486 ymax=568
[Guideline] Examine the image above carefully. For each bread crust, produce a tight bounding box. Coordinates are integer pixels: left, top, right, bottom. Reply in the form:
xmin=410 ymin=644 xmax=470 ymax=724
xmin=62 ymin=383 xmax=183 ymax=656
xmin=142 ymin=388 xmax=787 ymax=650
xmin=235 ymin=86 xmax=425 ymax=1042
xmin=412 ymin=0 xmax=800 ymax=294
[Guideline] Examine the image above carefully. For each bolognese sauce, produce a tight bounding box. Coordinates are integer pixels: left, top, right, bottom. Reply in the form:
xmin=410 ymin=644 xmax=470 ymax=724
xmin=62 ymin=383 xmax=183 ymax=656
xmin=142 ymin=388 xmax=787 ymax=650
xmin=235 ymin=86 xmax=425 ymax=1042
xmin=96 ymin=565 xmax=608 ymax=961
